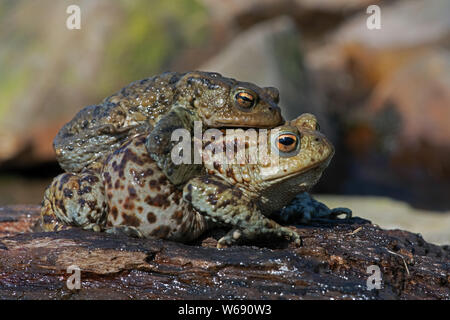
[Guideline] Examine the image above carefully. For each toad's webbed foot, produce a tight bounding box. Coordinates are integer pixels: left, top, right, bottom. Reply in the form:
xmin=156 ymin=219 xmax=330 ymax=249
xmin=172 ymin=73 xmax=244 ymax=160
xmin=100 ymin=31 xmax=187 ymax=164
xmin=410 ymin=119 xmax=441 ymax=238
xmin=41 ymin=195 xmax=74 ymax=232
xmin=277 ymin=192 xmax=352 ymax=224
xmin=39 ymin=169 xmax=107 ymax=232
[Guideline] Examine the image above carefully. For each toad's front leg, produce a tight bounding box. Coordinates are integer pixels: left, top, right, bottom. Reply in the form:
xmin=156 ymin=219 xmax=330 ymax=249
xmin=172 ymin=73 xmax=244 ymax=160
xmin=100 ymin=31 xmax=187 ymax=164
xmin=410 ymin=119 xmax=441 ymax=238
xmin=146 ymin=106 xmax=203 ymax=186
xmin=183 ymin=175 xmax=302 ymax=248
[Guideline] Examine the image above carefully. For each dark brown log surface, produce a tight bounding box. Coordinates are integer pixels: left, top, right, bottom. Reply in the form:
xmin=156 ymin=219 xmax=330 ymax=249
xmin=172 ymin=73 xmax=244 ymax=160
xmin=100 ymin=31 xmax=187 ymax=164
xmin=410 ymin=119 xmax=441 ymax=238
xmin=0 ymin=205 xmax=448 ymax=300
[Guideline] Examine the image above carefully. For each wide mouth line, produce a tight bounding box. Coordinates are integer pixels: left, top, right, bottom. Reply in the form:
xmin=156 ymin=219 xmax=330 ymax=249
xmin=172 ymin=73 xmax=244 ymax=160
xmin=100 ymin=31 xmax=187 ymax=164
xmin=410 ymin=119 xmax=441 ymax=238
xmin=265 ymin=158 xmax=332 ymax=182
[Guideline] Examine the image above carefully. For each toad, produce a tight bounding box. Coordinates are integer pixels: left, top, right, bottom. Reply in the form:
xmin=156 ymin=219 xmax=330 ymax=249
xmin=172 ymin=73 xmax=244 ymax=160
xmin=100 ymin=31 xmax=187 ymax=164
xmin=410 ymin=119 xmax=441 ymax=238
xmin=41 ymin=113 xmax=351 ymax=247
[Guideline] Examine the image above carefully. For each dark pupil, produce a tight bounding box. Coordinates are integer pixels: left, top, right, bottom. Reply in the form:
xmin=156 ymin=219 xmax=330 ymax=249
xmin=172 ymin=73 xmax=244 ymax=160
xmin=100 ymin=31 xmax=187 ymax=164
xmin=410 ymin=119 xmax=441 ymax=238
xmin=279 ymin=136 xmax=295 ymax=146
xmin=237 ymin=93 xmax=253 ymax=103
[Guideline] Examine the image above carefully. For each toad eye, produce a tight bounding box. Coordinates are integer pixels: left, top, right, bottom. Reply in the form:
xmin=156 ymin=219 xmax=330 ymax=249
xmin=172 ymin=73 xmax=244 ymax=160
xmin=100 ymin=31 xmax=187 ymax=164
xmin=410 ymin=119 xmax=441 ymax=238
xmin=276 ymin=134 xmax=298 ymax=153
xmin=235 ymin=91 xmax=255 ymax=109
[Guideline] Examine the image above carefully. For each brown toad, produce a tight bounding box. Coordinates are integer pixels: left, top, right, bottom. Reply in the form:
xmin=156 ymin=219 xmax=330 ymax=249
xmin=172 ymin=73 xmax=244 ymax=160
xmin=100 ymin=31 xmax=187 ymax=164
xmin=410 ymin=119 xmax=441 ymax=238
xmin=54 ymin=71 xmax=283 ymax=184
xmin=41 ymin=114 xmax=351 ymax=247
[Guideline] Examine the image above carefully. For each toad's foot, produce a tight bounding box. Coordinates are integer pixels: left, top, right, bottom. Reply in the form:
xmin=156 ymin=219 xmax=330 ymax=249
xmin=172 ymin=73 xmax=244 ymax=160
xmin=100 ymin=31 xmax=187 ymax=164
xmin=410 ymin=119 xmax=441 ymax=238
xmin=40 ymin=169 xmax=107 ymax=232
xmin=41 ymin=194 xmax=74 ymax=232
xmin=146 ymin=107 xmax=203 ymax=186
xmin=184 ymin=175 xmax=302 ymax=248
xmin=277 ymin=192 xmax=352 ymax=224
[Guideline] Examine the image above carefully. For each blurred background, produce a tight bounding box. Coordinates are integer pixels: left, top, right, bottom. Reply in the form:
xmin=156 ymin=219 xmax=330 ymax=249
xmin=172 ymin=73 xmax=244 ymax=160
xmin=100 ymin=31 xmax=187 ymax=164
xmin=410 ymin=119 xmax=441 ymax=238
xmin=0 ymin=0 xmax=449 ymax=244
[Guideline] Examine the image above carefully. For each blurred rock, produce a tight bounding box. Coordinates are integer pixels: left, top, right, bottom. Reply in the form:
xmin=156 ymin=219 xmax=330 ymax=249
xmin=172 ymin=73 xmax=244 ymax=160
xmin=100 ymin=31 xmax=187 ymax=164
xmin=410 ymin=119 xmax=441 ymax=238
xmin=325 ymin=47 xmax=450 ymax=209
xmin=0 ymin=0 xmax=208 ymax=167
xmin=199 ymin=0 xmax=379 ymax=68
xmin=331 ymin=0 xmax=450 ymax=49
xmin=307 ymin=0 xmax=450 ymax=88
xmin=367 ymin=49 xmax=450 ymax=146
xmin=201 ymin=0 xmax=376 ymax=30
xmin=304 ymin=0 xmax=450 ymax=209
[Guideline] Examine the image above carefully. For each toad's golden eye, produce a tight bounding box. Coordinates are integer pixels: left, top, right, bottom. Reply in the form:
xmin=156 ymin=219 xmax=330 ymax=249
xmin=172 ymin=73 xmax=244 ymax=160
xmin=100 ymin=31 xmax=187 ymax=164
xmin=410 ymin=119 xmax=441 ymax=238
xmin=277 ymin=134 xmax=298 ymax=153
xmin=235 ymin=91 xmax=255 ymax=109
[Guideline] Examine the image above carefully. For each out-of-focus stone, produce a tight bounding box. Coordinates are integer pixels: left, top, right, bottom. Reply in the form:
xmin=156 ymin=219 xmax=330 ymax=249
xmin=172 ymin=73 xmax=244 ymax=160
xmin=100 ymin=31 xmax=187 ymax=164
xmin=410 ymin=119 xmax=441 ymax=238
xmin=295 ymin=0 xmax=377 ymax=11
xmin=201 ymin=0 xmax=376 ymax=24
xmin=331 ymin=0 xmax=450 ymax=49
xmin=200 ymin=0 xmax=377 ymax=52
xmin=367 ymin=49 xmax=450 ymax=147
xmin=328 ymin=47 xmax=450 ymax=209
xmin=308 ymin=0 xmax=450 ymax=73
xmin=304 ymin=0 xmax=450 ymax=209
xmin=0 ymin=0 xmax=209 ymax=166
xmin=0 ymin=0 xmax=118 ymax=164
xmin=329 ymin=45 xmax=450 ymax=150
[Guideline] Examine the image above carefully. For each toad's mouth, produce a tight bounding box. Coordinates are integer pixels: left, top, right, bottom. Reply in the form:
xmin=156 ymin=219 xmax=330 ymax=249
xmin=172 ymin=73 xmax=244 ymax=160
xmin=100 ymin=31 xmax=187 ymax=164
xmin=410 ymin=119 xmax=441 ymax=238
xmin=266 ymin=153 xmax=334 ymax=183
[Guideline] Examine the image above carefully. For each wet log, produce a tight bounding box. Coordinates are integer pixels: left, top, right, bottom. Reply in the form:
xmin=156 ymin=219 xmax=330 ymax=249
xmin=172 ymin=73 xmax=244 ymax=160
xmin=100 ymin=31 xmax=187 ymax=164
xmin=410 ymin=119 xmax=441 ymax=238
xmin=0 ymin=205 xmax=448 ymax=300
